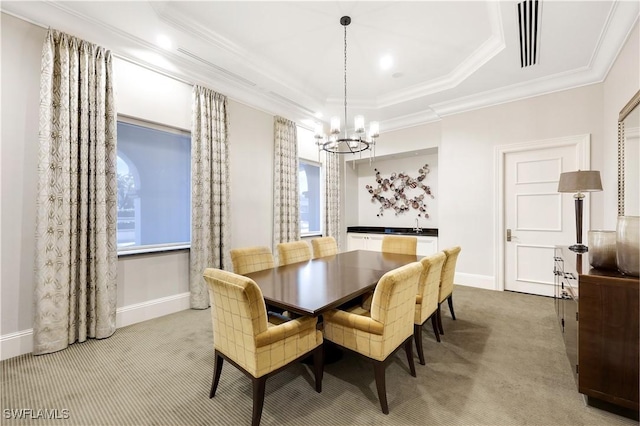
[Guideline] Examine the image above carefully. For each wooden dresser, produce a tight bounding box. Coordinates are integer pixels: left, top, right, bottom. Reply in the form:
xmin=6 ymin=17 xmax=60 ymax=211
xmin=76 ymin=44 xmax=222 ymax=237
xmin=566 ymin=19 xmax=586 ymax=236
xmin=554 ymin=246 xmax=639 ymax=418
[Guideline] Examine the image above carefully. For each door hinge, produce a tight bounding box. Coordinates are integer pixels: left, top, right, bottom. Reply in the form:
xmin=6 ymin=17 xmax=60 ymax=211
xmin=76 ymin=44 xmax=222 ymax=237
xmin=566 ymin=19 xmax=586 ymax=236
xmin=576 ymin=364 xmax=579 ymax=374
xmin=576 ymin=312 xmax=579 ymax=321
xmin=561 ymin=318 xmax=565 ymax=328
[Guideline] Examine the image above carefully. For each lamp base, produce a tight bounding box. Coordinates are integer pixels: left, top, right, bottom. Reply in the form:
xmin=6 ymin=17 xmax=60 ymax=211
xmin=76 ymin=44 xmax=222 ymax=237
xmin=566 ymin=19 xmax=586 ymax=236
xmin=569 ymin=243 xmax=589 ymax=253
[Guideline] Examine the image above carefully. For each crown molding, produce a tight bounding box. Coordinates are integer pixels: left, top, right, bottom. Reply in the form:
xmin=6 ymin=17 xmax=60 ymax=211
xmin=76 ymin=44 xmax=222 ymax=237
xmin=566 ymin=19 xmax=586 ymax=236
xmin=152 ymin=2 xmax=326 ymax=110
xmin=431 ymin=66 xmax=597 ymax=117
xmin=587 ymin=1 xmax=639 ymax=82
xmin=7 ymin=0 xmax=637 ymax=134
xmin=375 ymin=2 xmax=505 ymax=109
xmin=3 ymin=1 xmax=321 ymax=124
xmin=431 ymin=2 xmax=639 ymax=118
xmin=379 ymin=110 xmax=441 ymax=133
xmin=325 ymin=2 xmax=505 ymax=110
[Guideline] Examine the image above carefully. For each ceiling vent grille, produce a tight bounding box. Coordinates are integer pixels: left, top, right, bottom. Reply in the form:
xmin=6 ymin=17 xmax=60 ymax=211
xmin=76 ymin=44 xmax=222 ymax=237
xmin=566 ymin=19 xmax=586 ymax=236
xmin=177 ymin=48 xmax=257 ymax=87
xmin=517 ymin=0 xmax=541 ymax=67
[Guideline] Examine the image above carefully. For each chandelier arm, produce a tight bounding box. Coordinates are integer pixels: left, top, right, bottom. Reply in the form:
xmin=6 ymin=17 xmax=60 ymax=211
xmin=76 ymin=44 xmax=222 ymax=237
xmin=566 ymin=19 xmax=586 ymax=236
xmin=347 ymin=139 xmax=356 ymax=154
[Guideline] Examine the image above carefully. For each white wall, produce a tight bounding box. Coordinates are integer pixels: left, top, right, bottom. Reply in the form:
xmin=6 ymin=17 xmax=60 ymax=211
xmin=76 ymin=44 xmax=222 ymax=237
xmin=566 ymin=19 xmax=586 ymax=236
xmin=1 ymin=13 xmax=44 ymax=337
xmin=228 ymin=100 xmax=274 ymax=250
xmin=355 ymin=153 xmax=439 ymax=228
xmin=114 ymin=58 xmax=191 ymax=131
xmin=374 ymin=121 xmax=441 ymax=156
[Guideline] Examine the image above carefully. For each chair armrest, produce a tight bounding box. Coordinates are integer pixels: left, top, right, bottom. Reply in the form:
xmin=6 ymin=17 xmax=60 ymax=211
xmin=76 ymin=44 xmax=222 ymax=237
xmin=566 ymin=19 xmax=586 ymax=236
xmin=255 ymin=315 xmax=318 ymax=347
xmin=324 ymin=309 xmax=384 ymax=335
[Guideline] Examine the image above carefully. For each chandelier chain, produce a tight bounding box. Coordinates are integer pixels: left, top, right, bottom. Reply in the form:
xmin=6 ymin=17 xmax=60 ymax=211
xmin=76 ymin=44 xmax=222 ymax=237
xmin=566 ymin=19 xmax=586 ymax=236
xmin=343 ymin=22 xmax=348 ymax=138
xmin=316 ymin=16 xmax=377 ymax=156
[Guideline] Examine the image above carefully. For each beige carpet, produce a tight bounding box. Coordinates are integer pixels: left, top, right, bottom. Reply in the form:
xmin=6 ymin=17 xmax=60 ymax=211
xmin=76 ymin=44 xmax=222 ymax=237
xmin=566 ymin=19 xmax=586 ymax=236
xmin=1 ymin=285 xmax=636 ymax=425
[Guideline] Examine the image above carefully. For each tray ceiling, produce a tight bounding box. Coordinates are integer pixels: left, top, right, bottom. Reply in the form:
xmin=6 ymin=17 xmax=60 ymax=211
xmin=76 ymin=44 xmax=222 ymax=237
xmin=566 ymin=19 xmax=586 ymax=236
xmin=2 ymin=1 xmax=638 ymax=131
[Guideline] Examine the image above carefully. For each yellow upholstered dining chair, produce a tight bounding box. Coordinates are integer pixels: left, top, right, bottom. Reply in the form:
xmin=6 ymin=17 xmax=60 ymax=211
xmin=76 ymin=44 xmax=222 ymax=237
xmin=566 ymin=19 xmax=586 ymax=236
xmin=381 ymin=235 xmax=417 ymax=255
xmin=203 ymin=268 xmax=323 ymax=426
xmin=311 ymin=236 xmax=338 ymax=258
xmin=323 ymin=262 xmax=423 ymax=414
xmin=436 ymin=246 xmax=462 ymax=336
xmin=277 ymin=241 xmax=312 ymax=265
xmin=230 ymin=246 xmax=275 ymax=275
xmin=414 ymin=252 xmax=446 ymax=364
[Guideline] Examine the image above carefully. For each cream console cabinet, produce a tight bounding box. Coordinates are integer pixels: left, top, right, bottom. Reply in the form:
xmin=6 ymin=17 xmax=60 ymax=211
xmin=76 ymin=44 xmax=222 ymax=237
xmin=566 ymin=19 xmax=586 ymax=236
xmin=346 ymin=233 xmax=438 ymax=256
xmin=346 ymin=233 xmax=384 ymax=252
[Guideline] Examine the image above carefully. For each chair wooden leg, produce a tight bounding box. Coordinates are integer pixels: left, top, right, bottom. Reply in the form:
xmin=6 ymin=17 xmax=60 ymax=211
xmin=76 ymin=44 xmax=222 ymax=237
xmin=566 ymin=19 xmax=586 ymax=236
xmin=210 ymin=352 xmax=224 ymax=398
xmin=447 ymin=294 xmax=456 ymax=320
xmin=404 ymin=337 xmax=417 ymax=377
xmin=313 ymin=345 xmax=324 ymax=393
xmin=373 ymin=361 xmax=389 ymax=414
xmin=431 ymin=314 xmax=441 ymax=343
xmin=437 ymin=303 xmax=444 ymax=335
xmin=413 ymin=324 xmax=425 ymax=365
xmin=251 ymin=376 xmax=267 ymax=426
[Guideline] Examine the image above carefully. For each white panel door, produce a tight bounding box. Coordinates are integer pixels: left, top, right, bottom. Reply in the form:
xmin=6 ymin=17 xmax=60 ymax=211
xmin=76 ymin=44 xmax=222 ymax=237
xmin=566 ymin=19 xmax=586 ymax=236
xmin=505 ymin=145 xmax=582 ymax=296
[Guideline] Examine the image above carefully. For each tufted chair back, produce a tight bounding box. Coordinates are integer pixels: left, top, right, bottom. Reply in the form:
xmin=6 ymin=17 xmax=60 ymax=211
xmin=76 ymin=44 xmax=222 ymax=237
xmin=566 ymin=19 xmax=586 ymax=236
xmin=230 ymin=246 xmax=275 ymax=275
xmin=311 ymin=236 xmax=338 ymax=258
xmin=415 ymin=252 xmax=446 ymax=325
xmin=277 ymin=241 xmax=312 ymax=265
xmin=381 ymin=235 xmax=417 ymax=256
xmin=439 ymin=246 xmax=462 ymax=303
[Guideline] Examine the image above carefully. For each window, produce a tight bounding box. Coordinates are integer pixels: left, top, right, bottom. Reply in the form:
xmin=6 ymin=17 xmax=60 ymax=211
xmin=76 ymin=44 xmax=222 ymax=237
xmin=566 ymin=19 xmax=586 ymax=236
xmin=299 ymin=160 xmax=321 ymax=235
xmin=117 ymin=119 xmax=191 ymax=253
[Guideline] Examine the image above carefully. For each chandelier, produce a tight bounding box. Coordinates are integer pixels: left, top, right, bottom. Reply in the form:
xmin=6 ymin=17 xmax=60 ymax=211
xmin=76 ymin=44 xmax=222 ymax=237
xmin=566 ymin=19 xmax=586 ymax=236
xmin=315 ymin=16 xmax=379 ymax=155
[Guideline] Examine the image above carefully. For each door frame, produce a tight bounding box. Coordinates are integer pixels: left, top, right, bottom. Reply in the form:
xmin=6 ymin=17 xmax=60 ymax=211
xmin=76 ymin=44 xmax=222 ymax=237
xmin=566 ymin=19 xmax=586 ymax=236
xmin=495 ymin=134 xmax=590 ymax=291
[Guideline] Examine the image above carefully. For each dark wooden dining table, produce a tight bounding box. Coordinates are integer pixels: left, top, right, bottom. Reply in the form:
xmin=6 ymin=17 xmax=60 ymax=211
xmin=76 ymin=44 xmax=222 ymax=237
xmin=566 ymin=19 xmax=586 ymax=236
xmin=244 ymin=250 xmax=421 ymax=317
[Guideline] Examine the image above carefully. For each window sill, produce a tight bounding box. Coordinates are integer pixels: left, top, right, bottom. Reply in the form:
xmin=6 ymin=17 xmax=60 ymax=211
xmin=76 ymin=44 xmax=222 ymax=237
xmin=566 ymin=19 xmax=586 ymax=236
xmin=118 ymin=244 xmax=190 ymax=257
xmin=301 ymin=233 xmax=323 ymax=239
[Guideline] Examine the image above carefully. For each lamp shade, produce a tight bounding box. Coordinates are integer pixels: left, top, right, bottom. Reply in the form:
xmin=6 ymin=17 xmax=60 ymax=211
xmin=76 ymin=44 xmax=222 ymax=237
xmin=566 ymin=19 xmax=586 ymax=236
xmin=557 ymin=170 xmax=603 ymax=193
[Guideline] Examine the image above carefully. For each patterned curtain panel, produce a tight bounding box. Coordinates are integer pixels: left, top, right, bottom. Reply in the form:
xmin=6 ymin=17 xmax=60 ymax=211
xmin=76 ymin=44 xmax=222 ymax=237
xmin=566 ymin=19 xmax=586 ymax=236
xmin=190 ymin=86 xmax=230 ymax=309
xmin=34 ymin=29 xmax=117 ymax=355
xmin=273 ymin=117 xmax=300 ymax=258
xmin=323 ymin=153 xmax=342 ymax=250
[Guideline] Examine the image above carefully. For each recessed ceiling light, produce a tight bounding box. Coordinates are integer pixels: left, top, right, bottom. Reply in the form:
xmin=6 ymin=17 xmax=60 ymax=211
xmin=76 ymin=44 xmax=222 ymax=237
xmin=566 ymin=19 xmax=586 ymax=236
xmin=156 ymin=34 xmax=172 ymax=50
xmin=379 ymin=55 xmax=393 ymax=70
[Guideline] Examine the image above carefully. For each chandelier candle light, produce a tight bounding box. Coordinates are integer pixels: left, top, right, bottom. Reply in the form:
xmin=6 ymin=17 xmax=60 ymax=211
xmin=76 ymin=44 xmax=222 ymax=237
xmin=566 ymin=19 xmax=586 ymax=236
xmin=315 ymin=16 xmax=379 ymax=156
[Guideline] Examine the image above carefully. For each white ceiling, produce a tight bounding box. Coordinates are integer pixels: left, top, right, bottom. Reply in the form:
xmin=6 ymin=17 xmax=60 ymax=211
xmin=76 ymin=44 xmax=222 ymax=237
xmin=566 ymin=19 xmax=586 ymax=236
xmin=2 ymin=1 xmax=638 ymax=132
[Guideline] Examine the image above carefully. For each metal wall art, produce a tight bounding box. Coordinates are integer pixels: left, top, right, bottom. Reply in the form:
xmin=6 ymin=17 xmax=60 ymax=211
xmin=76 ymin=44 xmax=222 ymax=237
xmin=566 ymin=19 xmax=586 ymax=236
xmin=365 ymin=164 xmax=434 ymax=217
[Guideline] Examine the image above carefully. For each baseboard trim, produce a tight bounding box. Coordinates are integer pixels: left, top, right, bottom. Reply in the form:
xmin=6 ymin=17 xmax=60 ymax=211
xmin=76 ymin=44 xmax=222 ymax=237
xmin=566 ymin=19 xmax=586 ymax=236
xmin=115 ymin=292 xmax=191 ymax=328
xmin=0 ymin=329 xmax=34 ymax=361
xmin=455 ymin=272 xmax=497 ymax=291
xmin=1 ymin=292 xmax=191 ymax=361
